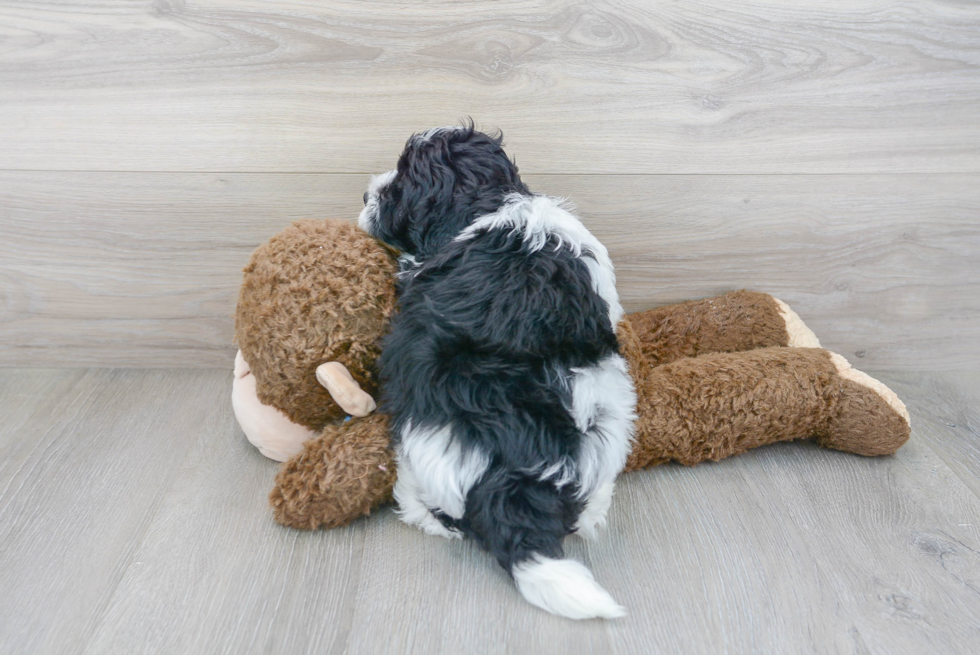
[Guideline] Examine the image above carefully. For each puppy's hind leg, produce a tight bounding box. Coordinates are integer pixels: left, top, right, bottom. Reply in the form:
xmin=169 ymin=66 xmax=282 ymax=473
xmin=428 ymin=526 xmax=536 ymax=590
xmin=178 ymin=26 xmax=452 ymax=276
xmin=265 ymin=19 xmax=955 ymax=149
xmin=392 ymin=462 xmax=461 ymax=540
xmin=574 ymin=481 xmax=615 ymax=541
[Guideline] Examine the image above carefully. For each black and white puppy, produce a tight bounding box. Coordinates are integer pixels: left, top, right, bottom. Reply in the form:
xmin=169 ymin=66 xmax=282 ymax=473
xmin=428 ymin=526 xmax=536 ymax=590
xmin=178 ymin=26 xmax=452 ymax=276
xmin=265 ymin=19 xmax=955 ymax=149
xmin=359 ymin=125 xmax=635 ymax=620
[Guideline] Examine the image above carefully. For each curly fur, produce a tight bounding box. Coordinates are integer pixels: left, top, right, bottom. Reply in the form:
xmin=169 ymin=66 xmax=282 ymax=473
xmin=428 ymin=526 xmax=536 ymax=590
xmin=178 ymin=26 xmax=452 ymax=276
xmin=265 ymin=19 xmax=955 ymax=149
xmin=622 ymin=290 xmax=791 ymax=368
xmin=619 ymin=336 xmax=911 ymax=470
xmin=359 ymin=126 xmax=634 ymax=618
xmin=270 ymin=413 xmax=397 ymax=530
xmin=235 ymin=219 xmax=398 ymax=431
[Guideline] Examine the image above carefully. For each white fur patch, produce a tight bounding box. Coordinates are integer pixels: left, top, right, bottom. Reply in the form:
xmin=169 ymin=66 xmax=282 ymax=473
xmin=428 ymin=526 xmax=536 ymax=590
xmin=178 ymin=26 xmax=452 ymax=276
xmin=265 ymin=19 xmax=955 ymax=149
xmin=357 ymin=169 xmax=396 ymax=235
xmin=398 ymin=252 xmax=419 ymax=269
xmin=575 ymin=482 xmax=615 ymax=541
xmin=533 ymin=457 xmax=576 ymax=489
xmin=455 ymin=194 xmax=623 ymax=326
xmin=569 ymin=354 xmax=636 ymax=500
xmin=513 ymin=555 xmax=626 ymax=620
xmin=392 ymin=464 xmax=461 ymax=539
xmin=396 ymin=252 xmax=422 ymax=280
xmin=397 ymin=422 xmax=490 ymax=520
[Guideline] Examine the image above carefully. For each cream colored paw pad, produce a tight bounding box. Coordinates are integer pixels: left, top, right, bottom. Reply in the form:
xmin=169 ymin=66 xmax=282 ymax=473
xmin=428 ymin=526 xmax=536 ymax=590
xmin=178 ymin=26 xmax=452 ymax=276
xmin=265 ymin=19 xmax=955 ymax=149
xmin=829 ymin=352 xmax=910 ymax=424
xmin=774 ymin=298 xmax=821 ymax=348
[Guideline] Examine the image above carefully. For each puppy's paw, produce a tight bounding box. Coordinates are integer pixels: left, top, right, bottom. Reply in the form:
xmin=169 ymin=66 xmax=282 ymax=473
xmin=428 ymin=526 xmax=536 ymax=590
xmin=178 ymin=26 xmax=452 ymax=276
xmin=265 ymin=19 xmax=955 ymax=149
xmin=418 ymin=512 xmax=463 ymax=540
xmin=575 ymin=482 xmax=615 ymax=541
xmin=393 ymin=475 xmax=462 ymax=540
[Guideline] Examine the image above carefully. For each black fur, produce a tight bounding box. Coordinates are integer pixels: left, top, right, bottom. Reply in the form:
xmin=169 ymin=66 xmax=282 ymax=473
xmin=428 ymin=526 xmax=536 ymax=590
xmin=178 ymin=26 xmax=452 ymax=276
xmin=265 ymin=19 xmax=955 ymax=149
xmin=363 ymin=125 xmax=618 ymax=575
xmin=368 ymin=122 xmax=530 ymax=261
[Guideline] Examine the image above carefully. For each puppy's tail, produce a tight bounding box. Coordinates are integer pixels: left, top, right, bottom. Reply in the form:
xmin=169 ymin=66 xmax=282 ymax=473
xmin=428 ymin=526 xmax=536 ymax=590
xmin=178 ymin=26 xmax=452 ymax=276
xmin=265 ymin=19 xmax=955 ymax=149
xmin=512 ymin=554 xmax=626 ymax=620
xmin=461 ymin=473 xmax=625 ymax=620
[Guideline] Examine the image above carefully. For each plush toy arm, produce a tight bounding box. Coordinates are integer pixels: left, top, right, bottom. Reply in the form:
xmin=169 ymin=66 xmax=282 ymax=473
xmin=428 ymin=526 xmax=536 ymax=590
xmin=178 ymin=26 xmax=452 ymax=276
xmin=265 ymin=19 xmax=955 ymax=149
xmin=269 ymin=413 xmax=397 ymax=530
xmin=624 ymin=347 xmax=910 ymax=472
xmin=316 ymin=362 xmax=377 ymax=417
xmin=619 ymin=290 xmax=819 ymax=369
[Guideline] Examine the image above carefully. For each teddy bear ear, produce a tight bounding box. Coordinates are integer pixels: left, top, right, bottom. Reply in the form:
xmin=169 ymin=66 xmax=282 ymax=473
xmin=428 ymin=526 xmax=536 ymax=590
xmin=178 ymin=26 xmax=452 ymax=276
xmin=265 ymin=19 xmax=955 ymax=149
xmin=315 ymin=362 xmax=378 ymax=417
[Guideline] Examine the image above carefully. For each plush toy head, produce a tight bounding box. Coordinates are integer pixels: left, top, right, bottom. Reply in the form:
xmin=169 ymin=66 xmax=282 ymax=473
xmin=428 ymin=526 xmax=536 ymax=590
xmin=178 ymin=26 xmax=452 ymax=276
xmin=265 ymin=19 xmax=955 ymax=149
xmin=235 ymin=219 xmax=399 ymax=431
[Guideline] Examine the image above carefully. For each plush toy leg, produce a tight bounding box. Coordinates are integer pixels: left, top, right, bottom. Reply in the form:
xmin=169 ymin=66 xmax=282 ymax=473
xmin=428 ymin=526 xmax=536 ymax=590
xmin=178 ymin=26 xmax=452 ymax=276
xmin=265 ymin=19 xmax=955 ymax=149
xmin=624 ymin=347 xmax=910 ymax=471
xmin=619 ymin=290 xmax=819 ymax=369
xmin=232 ymin=350 xmax=319 ymax=462
xmin=269 ymin=413 xmax=397 ymax=530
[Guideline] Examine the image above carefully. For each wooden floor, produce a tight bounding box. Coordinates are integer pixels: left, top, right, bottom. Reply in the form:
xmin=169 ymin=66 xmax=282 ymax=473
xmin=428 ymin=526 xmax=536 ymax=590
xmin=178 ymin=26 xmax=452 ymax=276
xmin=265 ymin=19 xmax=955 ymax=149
xmin=0 ymin=367 xmax=977 ymax=654
xmin=2 ymin=1 xmax=979 ymax=652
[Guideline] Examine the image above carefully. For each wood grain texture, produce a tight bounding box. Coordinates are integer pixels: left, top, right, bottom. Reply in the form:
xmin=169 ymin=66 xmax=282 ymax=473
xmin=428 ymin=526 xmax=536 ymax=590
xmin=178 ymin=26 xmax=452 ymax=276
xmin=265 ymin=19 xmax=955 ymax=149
xmin=0 ymin=369 xmax=219 ymax=654
xmin=1 ymin=369 xmax=979 ymax=653
xmin=0 ymin=0 xmax=978 ymax=173
xmin=82 ymin=373 xmax=364 ymax=655
xmin=602 ymin=438 xmax=980 ymax=654
xmin=342 ymin=508 xmax=619 ymax=655
xmin=2 ymin=0 xmax=977 ymax=650
xmin=0 ymin=171 xmax=345 ymax=368
xmin=878 ymin=372 xmax=980 ymax=498
xmin=2 ymin=171 xmax=977 ymax=369
xmin=542 ymin=174 xmax=980 ymax=371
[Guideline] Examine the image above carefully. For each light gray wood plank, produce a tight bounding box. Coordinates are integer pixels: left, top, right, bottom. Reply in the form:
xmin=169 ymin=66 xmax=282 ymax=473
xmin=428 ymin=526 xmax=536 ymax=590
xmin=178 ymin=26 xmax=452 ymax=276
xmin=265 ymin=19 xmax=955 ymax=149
xmin=2 ymin=171 xmax=977 ymax=369
xmin=0 ymin=0 xmax=978 ymax=173
xmin=540 ymin=174 xmax=980 ymax=371
xmin=82 ymin=372 xmax=364 ymax=655
xmin=0 ymin=368 xmax=86 ymax=445
xmin=0 ymin=171 xmax=351 ymax=368
xmin=343 ymin=509 xmax=614 ymax=655
xmin=876 ymin=371 xmax=980 ymax=499
xmin=2 ymin=370 xmax=979 ymax=653
xmin=0 ymin=369 xmax=221 ymax=655
xmin=341 ymin=375 xmax=980 ymax=654
xmin=598 ymin=439 xmax=980 ymax=654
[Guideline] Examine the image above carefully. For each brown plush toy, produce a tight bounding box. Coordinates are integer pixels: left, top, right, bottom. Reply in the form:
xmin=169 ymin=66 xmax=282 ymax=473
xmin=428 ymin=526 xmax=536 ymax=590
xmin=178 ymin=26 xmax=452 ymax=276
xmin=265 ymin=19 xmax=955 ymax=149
xmin=233 ymin=219 xmax=910 ymax=530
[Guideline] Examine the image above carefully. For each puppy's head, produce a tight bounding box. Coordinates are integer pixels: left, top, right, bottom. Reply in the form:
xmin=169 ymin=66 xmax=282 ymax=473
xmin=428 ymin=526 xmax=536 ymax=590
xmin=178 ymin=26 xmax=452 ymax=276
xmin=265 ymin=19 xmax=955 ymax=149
xmin=358 ymin=123 xmax=529 ymax=259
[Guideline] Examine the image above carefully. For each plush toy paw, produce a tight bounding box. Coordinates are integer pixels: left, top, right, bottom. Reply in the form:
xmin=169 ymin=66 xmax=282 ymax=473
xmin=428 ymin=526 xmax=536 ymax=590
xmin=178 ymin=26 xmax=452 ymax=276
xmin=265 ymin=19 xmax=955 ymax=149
xmin=817 ymin=352 xmax=911 ymax=456
xmin=619 ymin=290 xmax=822 ymax=368
xmin=270 ymin=413 xmax=397 ymax=530
xmin=232 ymin=350 xmax=318 ymax=462
xmin=773 ymin=298 xmax=821 ymax=348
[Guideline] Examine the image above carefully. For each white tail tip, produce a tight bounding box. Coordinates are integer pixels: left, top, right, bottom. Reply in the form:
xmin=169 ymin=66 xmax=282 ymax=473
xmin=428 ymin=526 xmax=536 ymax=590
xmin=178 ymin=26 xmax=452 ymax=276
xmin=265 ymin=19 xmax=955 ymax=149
xmin=512 ymin=555 xmax=626 ymax=620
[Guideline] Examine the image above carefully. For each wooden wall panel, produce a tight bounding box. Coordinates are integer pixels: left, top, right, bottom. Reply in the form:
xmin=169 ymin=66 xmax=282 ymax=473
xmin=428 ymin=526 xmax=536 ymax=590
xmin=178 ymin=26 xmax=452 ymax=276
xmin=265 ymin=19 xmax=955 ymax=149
xmin=2 ymin=171 xmax=976 ymax=369
xmin=0 ymin=0 xmax=978 ymax=174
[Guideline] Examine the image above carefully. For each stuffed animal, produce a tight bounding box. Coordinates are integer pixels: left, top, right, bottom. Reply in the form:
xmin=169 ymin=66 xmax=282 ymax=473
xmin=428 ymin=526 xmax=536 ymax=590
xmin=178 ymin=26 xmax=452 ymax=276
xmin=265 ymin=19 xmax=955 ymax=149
xmin=233 ymin=219 xmax=910 ymax=530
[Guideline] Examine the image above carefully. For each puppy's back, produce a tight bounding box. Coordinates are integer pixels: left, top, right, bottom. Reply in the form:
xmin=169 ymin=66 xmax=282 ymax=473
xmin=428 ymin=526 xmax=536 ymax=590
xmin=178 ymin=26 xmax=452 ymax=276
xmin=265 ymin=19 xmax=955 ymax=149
xmin=382 ymin=205 xmax=628 ymax=619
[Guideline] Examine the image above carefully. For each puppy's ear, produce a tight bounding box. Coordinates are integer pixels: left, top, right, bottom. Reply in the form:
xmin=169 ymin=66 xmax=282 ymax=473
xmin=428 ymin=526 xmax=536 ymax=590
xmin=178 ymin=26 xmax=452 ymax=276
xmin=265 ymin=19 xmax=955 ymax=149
xmin=394 ymin=133 xmax=458 ymax=257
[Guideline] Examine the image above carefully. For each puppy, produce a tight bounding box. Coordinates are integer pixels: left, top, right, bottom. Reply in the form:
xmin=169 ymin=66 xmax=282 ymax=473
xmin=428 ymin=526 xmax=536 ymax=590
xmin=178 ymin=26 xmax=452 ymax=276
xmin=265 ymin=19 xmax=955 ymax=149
xmin=358 ymin=125 xmax=635 ymax=620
